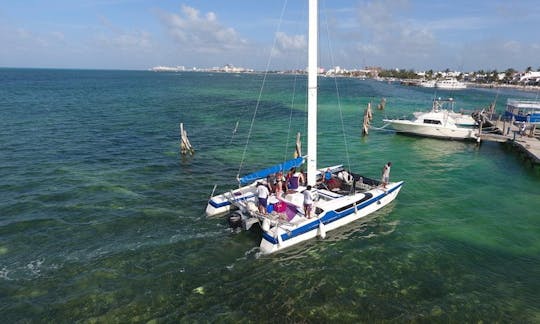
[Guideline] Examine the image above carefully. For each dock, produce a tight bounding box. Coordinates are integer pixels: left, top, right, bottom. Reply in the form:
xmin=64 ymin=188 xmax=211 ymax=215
xmin=477 ymin=113 xmax=540 ymax=165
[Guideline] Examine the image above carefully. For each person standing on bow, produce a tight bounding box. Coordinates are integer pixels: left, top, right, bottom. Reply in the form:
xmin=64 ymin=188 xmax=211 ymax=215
xmin=381 ymin=162 xmax=391 ymax=189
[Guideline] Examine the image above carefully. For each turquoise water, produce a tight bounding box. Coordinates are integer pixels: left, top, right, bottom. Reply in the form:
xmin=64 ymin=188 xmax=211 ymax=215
xmin=1 ymin=69 xmax=539 ymax=322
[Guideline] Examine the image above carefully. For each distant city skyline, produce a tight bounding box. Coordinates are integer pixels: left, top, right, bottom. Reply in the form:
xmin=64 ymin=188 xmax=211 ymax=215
xmin=1 ymin=0 xmax=539 ymax=71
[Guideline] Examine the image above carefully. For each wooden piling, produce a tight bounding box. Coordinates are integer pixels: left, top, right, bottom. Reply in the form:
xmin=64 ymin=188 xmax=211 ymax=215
xmin=180 ymin=122 xmax=194 ymax=155
xmin=362 ymin=103 xmax=372 ymax=136
xmin=377 ymin=98 xmax=386 ymax=110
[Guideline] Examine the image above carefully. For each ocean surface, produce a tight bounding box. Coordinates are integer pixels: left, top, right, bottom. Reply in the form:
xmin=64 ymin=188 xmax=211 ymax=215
xmin=1 ymin=68 xmax=539 ymax=322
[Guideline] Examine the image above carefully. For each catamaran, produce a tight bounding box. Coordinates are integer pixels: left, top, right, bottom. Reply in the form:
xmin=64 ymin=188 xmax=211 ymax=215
xmin=205 ymin=0 xmax=404 ymax=254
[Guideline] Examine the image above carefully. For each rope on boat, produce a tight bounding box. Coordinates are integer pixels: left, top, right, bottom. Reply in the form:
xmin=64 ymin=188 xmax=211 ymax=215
xmin=209 ymin=184 xmax=217 ymax=200
xmin=237 ymin=1 xmax=290 ymax=179
xmin=284 ymin=73 xmax=301 ymax=163
xmin=229 ymin=120 xmax=239 ymax=144
xmin=321 ymin=1 xmax=351 ymax=171
xmin=369 ymin=124 xmax=395 ymax=133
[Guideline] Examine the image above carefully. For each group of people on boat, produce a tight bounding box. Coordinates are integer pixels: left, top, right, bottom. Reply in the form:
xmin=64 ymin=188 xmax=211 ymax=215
xmin=255 ymin=167 xmax=315 ymax=218
xmin=264 ymin=167 xmax=305 ymax=195
xmin=255 ymin=162 xmax=391 ymax=218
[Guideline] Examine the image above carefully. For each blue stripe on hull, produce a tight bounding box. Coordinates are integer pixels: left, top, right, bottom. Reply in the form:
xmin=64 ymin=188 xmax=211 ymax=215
xmin=504 ymin=111 xmax=540 ymax=123
xmin=208 ymin=199 xmax=230 ymax=209
xmin=208 ymin=194 xmax=256 ymax=209
xmin=262 ymin=183 xmax=403 ymax=245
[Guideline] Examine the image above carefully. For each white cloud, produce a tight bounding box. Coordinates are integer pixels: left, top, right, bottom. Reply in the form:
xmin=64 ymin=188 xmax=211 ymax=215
xmin=15 ymin=28 xmax=31 ymax=39
xmin=271 ymin=31 xmax=306 ymax=57
xmin=3 ymin=27 xmax=53 ymax=49
xmin=158 ymin=4 xmax=247 ymax=54
xmin=94 ymin=15 xmax=152 ymax=51
xmin=461 ymin=39 xmax=540 ymax=70
xmin=355 ymin=42 xmax=381 ymax=56
xmin=426 ymin=16 xmax=488 ymax=32
xmin=502 ymin=40 xmax=521 ymax=53
xmin=94 ymin=30 xmax=152 ymax=50
xmin=348 ymin=0 xmax=440 ymax=68
xmin=50 ymin=31 xmax=65 ymax=41
xmin=357 ymin=0 xmax=409 ymax=33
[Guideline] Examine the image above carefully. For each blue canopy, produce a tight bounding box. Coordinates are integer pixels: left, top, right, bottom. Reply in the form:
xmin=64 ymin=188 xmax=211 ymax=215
xmin=239 ymin=157 xmax=305 ymax=185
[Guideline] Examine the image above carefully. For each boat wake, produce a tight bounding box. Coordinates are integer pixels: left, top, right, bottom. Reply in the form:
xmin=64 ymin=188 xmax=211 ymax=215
xmin=0 ymin=258 xmax=59 ymax=281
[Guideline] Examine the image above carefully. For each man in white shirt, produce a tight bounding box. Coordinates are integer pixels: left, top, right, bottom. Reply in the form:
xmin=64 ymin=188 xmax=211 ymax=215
xmin=381 ymin=162 xmax=391 ymax=188
xmin=302 ymin=185 xmax=314 ymax=219
xmin=257 ymin=182 xmax=270 ymax=213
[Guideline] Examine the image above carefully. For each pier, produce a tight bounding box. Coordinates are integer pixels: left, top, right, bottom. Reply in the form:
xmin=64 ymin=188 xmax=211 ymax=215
xmin=477 ymin=113 xmax=540 ymax=165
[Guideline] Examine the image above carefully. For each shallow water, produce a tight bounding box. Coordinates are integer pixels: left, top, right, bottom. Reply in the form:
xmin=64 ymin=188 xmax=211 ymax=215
xmin=1 ymin=69 xmax=539 ymax=322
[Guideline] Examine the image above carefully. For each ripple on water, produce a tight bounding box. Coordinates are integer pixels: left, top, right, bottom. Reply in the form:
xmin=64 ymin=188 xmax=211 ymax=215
xmin=1 ymin=70 xmax=539 ymax=322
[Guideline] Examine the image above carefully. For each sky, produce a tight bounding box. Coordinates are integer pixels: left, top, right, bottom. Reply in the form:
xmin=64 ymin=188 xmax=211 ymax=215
xmin=0 ymin=0 xmax=539 ymax=72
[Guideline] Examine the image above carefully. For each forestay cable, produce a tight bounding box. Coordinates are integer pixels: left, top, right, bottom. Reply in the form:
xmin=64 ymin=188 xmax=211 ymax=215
xmin=321 ymin=0 xmax=352 ymax=171
xmin=237 ymin=0 xmax=290 ymax=180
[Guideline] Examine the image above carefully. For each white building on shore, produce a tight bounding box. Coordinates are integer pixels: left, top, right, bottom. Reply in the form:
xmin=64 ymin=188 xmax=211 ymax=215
xmin=150 ymin=66 xmax=185 ymax=72
xmin=519 ymin=71 xmax=540 ymax=85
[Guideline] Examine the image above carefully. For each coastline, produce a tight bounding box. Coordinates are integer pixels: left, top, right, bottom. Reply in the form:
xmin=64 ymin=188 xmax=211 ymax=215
xmin=466 ymin=82 xmax=540 ymax=92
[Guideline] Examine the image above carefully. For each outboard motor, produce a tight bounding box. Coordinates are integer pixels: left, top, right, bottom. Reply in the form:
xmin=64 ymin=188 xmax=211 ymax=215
xmin=228 ymin=211 xmax=243 ymax=229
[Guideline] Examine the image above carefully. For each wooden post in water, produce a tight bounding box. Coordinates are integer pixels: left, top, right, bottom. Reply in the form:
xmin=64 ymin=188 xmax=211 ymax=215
xmin=362 ymin=102 xmax=372 ymax=136
xmin=477 ymin=121 xmax=483 ymax=143
xmin=294 ymin=132 xmax=302 ymax=158
xmin=180 ymin=122 xmax=194 ymax=155
xmin=377 ymin=97 xmax=386 ymax=110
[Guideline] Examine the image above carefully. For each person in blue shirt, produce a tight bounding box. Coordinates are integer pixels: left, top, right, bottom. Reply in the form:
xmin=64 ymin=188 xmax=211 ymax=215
xmin=324 ymin=168 xmax=332 ymax=182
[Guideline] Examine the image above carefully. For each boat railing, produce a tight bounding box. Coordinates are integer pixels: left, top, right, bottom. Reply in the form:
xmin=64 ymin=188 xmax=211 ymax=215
xmin=507 ymin=99 xmax=540 ymax=110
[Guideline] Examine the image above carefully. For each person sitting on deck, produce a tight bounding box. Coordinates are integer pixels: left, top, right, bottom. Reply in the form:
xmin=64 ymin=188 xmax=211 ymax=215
xmin=287 ymin=167 xmax=304 ymax=190
xmin=296 ymin=168 xmax=306 ymax=186
xmin=266 ymin=173 xmax=276 ymax=193
xmin=275 ymin=171 xmax=286 ymax=197
xmin=337 ymin=170 xmax=353 ymax=185
xmin=520 ymin=122 xmax=527 ymax=137
xmin=286 ymin=168 xmax=294 ymax=184
xmin=324 ymin=168 xmax=332 ymax=182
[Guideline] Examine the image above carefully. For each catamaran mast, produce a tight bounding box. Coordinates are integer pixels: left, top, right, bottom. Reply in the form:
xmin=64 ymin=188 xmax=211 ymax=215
xmin=307 ymin=0 xmax=318 ymax=186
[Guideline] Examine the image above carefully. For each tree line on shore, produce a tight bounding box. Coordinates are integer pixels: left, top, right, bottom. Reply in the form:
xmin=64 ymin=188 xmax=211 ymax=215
xmin=377 ymin=66 xmax=540 ymax=86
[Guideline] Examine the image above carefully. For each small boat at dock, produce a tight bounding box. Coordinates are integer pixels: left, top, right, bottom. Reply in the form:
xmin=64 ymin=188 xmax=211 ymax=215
xmin=383 ymin=98 xmax=479 ymax=141
xmin=436 ymin=78 xmax=467 ymax=90
xmin=504 ymin=99 xmax=540 ymax=124
xmin=419 ymin=80 xmax=436 ymax=88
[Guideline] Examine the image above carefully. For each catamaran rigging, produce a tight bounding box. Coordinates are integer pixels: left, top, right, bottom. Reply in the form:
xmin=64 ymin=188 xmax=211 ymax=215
xmin=205 ymin=0 xmax=403 ymax=254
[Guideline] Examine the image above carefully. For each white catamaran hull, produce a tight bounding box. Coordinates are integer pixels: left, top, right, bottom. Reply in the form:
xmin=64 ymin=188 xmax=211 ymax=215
xmin=206 ymin=163 xmax=343 ymax=217
xmin=206 ymin=183 xmax=258 ymax=217
xmin=259 ymin=181 xmax=403 ymax=254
